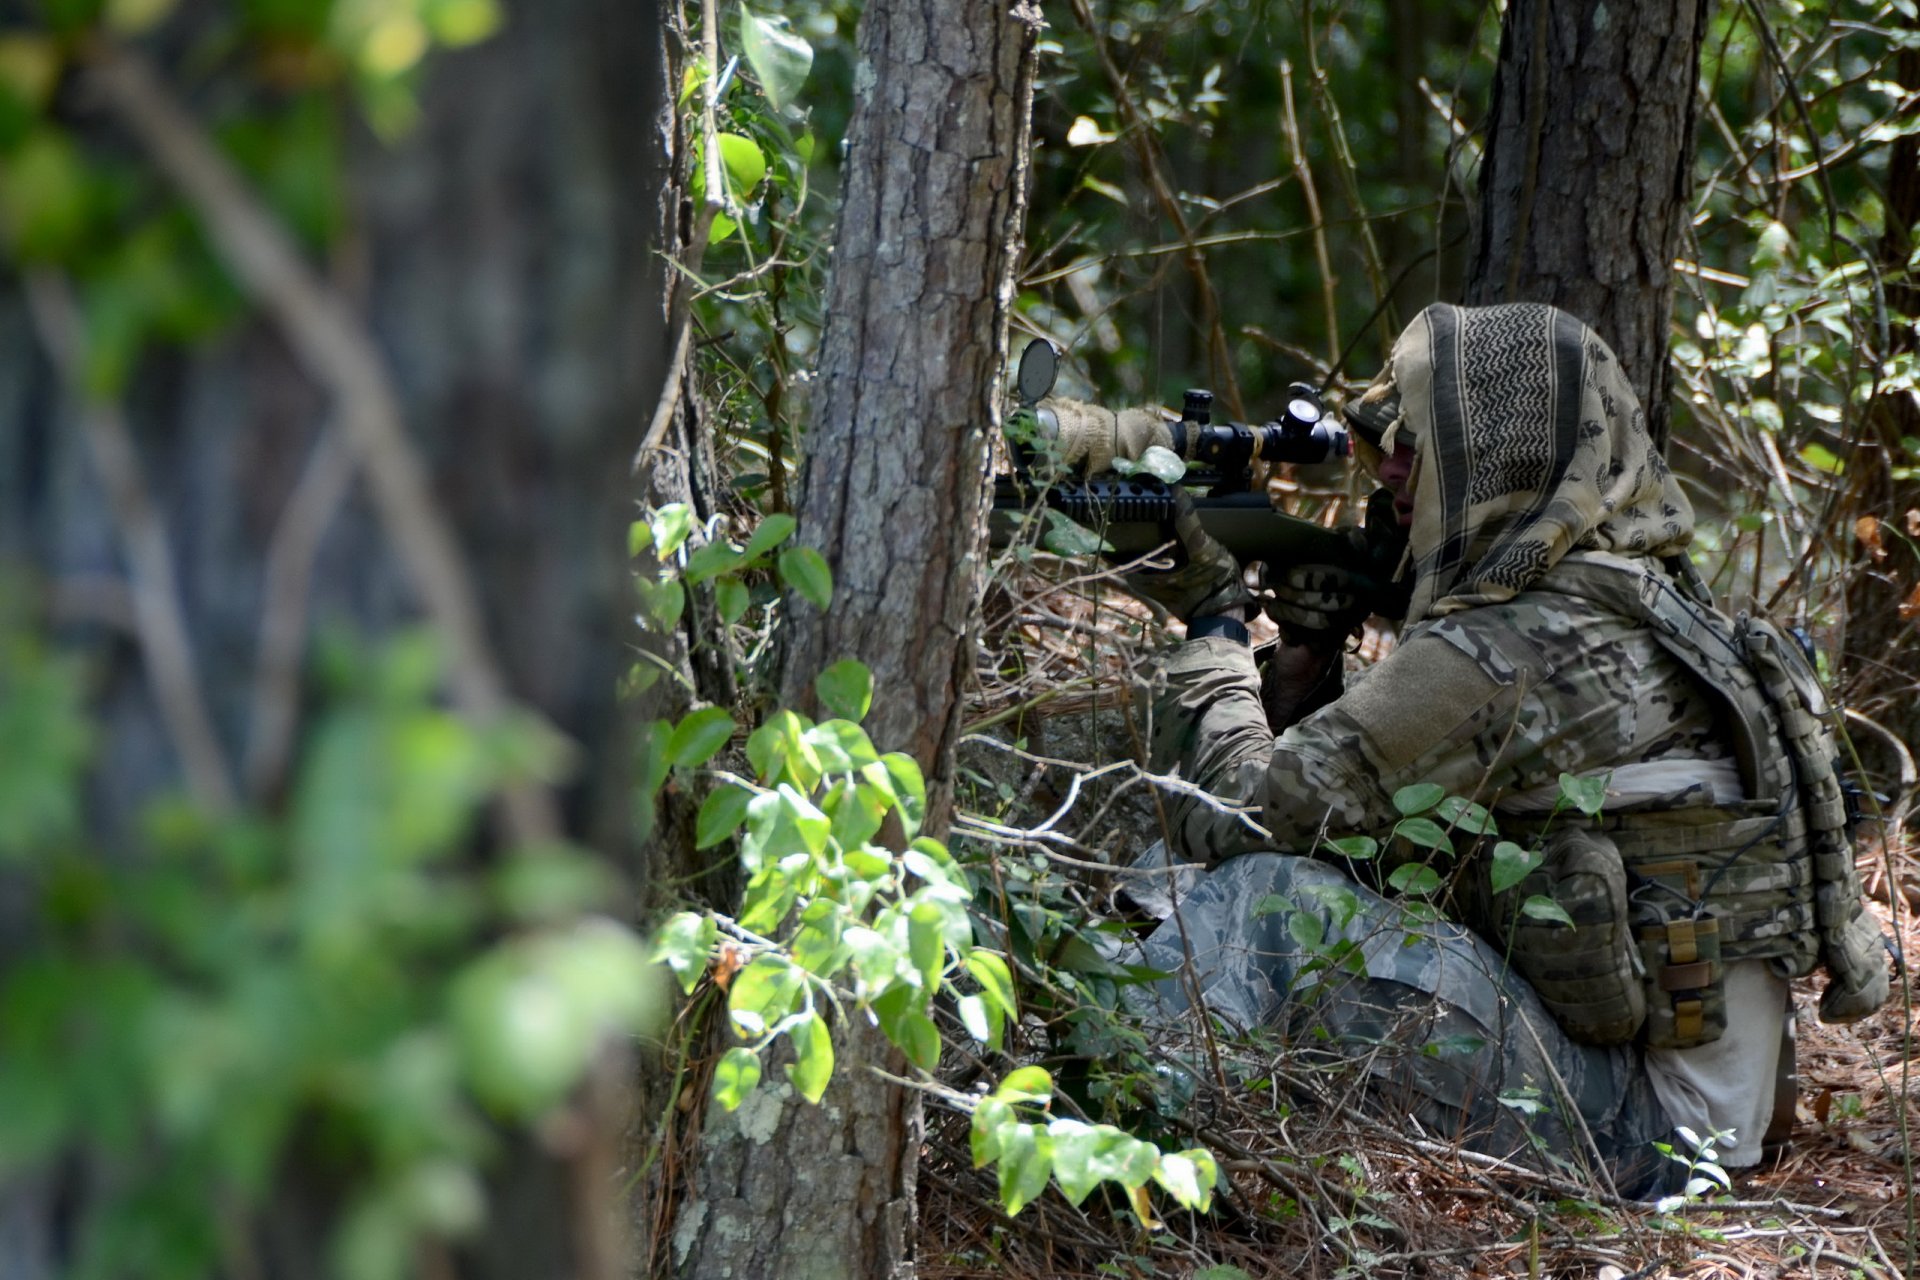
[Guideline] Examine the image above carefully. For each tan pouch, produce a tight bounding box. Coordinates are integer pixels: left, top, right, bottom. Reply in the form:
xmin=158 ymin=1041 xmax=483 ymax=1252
xmin=1636 ymin=913 xmax=1727 ymax=1049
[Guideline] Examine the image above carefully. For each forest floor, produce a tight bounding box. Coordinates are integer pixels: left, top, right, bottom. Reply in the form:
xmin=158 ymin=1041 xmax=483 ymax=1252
xmin=918 ymin=839 xmax=1916 ymax=1280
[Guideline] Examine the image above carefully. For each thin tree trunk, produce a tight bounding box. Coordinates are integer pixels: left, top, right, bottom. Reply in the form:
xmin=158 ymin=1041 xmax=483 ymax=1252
xmin=1464 ymin=0 xmax=1709 ymax=452
xmin=671 ymin=3 xmax=1041 ymax=1278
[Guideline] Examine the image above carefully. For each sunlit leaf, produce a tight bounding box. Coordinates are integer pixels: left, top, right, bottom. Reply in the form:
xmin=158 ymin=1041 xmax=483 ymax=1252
xmin=738 ymin=5 xmax=814 ymax=111
xmin=712 ymin=1047 xmax=761 ymax=1110
xmin=786 ymin=1012 xmax=833 ymax=1103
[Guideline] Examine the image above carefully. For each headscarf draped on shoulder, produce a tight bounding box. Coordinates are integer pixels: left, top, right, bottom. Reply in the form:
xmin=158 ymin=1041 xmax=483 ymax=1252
xmin=1366 ymin=303 xmax=1694 ymax=624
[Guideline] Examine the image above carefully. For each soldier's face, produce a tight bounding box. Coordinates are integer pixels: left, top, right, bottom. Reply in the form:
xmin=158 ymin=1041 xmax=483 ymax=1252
xmin=1376 ymin=440 xmax=1417 ymax=526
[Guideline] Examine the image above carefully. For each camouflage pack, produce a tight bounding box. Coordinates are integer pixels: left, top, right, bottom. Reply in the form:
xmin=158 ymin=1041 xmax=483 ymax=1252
xmin=1499 ymin=551 xmax=1892 ymax=1049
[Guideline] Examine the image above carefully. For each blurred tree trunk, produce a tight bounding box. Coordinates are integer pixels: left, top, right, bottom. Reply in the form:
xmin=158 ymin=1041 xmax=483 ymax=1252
xmin=665 ymin=3 xmax=1041 ymax=1278
xmin=1464 ymin=0 xmax=1709 ymax=452
xmin=0 ymin=2 xmax=663 ymax=1276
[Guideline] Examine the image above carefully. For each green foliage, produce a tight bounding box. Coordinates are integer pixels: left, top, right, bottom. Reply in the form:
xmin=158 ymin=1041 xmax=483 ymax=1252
xmin=642 ymin=672 xmax=1223 ymax=1223
xmin=0 ymin=621 xmax=658 ymax=1280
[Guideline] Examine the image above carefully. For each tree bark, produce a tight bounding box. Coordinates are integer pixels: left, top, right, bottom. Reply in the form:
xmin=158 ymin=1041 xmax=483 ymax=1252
xmin=1464 ymin=0 xmax=1709 ymax=452
xmin=670 ymin=3 xmax=1041 ymax=1278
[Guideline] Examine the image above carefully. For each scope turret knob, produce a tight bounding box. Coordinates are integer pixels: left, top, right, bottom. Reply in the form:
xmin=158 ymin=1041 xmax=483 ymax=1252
xmin=1182 ymin=389 xmax=1214 ymax=424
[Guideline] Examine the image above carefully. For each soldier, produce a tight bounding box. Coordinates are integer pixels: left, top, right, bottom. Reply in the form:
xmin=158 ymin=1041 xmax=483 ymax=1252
xmin=1118 ymin=302 xmax=1891 ymax=1196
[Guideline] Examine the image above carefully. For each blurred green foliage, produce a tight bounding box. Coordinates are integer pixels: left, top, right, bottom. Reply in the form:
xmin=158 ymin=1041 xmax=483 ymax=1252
xmin=0 ymin=615 xmax=662 ymax=1280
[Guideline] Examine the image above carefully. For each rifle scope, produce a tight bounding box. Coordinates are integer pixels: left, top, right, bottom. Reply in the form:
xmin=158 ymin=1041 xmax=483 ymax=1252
xmin=1172 ymin=385 xmax=1348 ymax=469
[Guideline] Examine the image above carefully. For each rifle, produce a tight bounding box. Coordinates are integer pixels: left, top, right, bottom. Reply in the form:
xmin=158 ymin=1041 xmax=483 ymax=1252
xmin=990 ymin=339 xmax=1411 ymax=623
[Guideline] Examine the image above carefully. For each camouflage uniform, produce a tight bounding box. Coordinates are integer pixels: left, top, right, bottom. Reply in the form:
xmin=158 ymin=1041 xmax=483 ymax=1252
xmin=1135 ymin=304 xmax=1796 ymax=1193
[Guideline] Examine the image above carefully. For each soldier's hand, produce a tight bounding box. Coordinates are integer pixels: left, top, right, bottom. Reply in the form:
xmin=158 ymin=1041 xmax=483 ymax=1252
xmin=1265 ymin=563 xmax=1366 ymax=638
xmin=1121 ymin=486 xmax=1252 ymax=623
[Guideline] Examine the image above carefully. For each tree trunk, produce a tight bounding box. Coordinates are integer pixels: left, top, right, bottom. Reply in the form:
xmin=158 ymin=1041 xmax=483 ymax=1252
xmin=670 ymin=3 xmax=1041 ymax=1278
xmin=1464 ymin=0 xmax=1709 ymax=451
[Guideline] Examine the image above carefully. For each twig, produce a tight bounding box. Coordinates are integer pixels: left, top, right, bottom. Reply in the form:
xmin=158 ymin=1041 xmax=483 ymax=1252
xmin=86 ymin=43 xmax=559 ymax=845
xmin=1279 ymin=60 xmax=1339 ymax=370
xmin=1065 ymin=0 xmax=1246 ymax=419
xmin=22 ymin=270 xmax=238 ymax=816
xmin=244 ymin=426 xmax=354 ymax=799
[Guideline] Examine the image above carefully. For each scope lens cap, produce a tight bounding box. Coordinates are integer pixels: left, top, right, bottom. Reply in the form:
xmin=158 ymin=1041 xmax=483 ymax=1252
xmin=1016 ymin=339 xmax=1059 ymax=403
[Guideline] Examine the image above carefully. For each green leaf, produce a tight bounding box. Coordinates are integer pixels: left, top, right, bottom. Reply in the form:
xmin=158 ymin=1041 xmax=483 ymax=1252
xmin=997 ymin=1123 xmax=1053 ymax=1216
xmin=651 ymin=504 xmax=696 ymax=557
xmin=825 ymin=778 xmax=886 ymax=851
xmin=712 ymin=1047 xmax=761 ymax=1110
xmin=1286 ymin=910 xmax=1324 ymax=950
xmin=425 ymin=0 xmax=503 ymax=45
xmin=1557 ymin=771 xmax=1609 ymax=817
xmin=684 ymin=541 xmax=745 ymax=585
xmin=786 ymin=1012 xmax=834 ymax=1103
xmin=1392 ymin=783 xmax=1446 ymax=816
xmin=1435 ymin=795 xmax=1498 ymax=835
xmin=993 ymin=1065 xmax=1053 ymax=1104
xmin=715 ymin=132 xmax=767 ymax=200
xmin=1042 ymin=508 xmax=1113 ymax=556
xmin=1387 ymin=863 xmax=1442 ymax=896
xmin=666 ymin=706 xmax=734 ymax=768
xmin=779 ymin=546 xmax=833 ymax=608
xmin=896 ymin=1010 xmax=940 ymax=1072
xmin=1393 ymin=816 xmax=1454 ymax=855
xmin=695 ymin=783 xmax=754 ymax=850
xmin=635 ymin=575 xmax=685 ymax=631
xmin=908 ymin=899 xmax=946 ymax=990
xmin=627 ymin=520 xmax=653 ymax=557
xmin=972 ymin=1096 xmax=1014 ymax=1167
xmin=715 ymin=577 xmax=750 ymax=624
xmin=1799 ymin=441 xmax=1845 ymax=476
xmin=743 ymin=512 xmax=798 ymax=562
xmin=1521 ymin=895 xmax=1574 ymax=928
xmin=647 ymin=912 xmax=715 ymax=995
xmin=1153 ymin=1149 xmax=1218 ymax=1211
xmin=815 ymin=660 xmax=873 ymax=722
xmin=729 ymin=957 xmax=803 ymax=1035
xmin=883 ymin=754 xmax=926 ymax=836
xmin=957 ymin=993 xmax=995 ymax=1045
xmin=1135 ymin=444 xmax=1187 ymax=483
xmin=737 ymin=4 xmax=813 ymax=111
xmin=1045 ymin=1119 xmax=1103 ymax=1206
xmin=965 ymin=950 xmax=1017 ymax=1020
xmin=811 ymin=721 xmax=880 ymax=770
xmin=1322 ymin=834 xmax=1378 ymax=861
xmin=0 ymin=128 xmax=90 ymax=262
xmin=739 ymin=784 xmax=829 ymax=874
xmin=789 ymin=911 xmax=848 ymax=977
xmin=1488 ymin=840 xmax=1539 ymax=894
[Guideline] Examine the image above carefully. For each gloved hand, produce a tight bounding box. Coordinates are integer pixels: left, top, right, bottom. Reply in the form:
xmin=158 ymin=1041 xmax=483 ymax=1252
xmin=1262 ymin=530 xmax=1372 ymax=644
xmin=1121 ymin=486 xmax=1253 ymax=623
